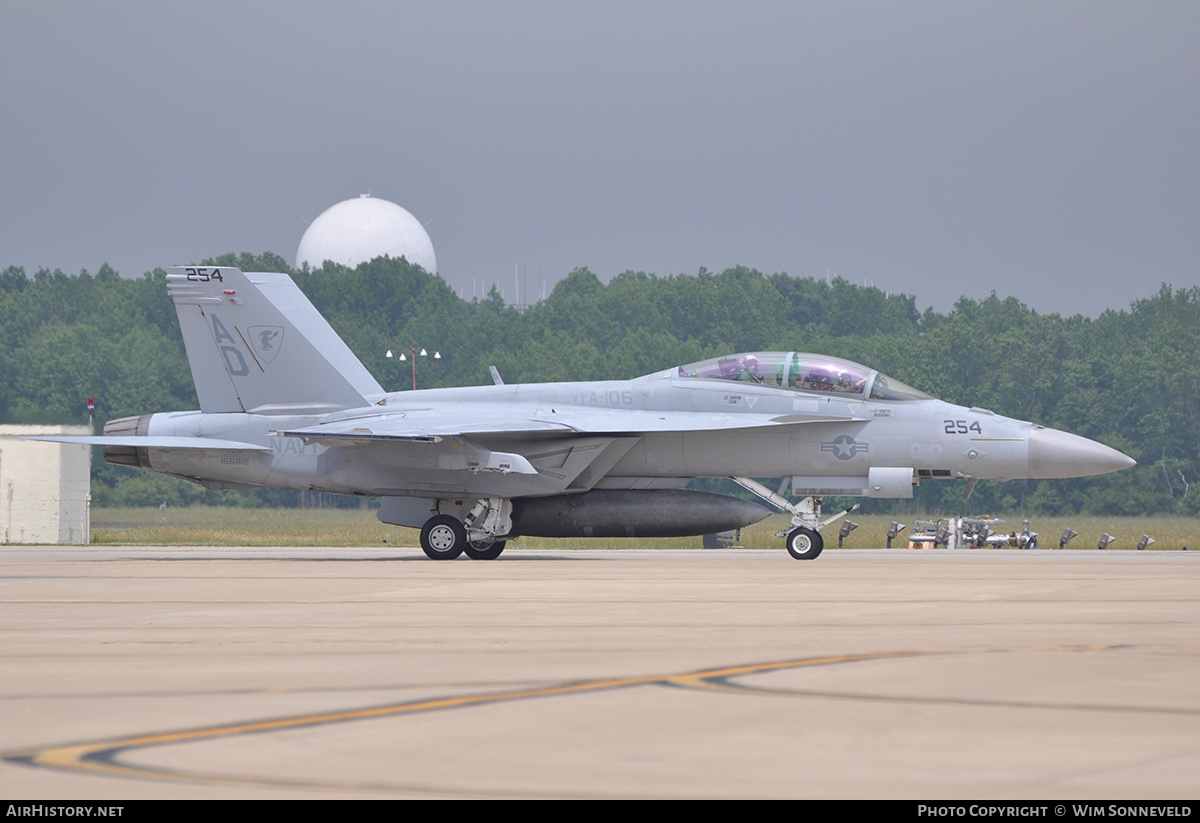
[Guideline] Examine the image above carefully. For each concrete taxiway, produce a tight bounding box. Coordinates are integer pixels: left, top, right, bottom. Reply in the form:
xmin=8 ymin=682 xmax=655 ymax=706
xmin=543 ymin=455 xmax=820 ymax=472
xmin=2 ymin=546 xmax=1197 ymax=798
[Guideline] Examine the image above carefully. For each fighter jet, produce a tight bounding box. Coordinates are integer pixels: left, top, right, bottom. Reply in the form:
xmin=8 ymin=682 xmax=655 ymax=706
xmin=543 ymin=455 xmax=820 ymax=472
xmin=39 ymin=266 xmax=1135 ymax=560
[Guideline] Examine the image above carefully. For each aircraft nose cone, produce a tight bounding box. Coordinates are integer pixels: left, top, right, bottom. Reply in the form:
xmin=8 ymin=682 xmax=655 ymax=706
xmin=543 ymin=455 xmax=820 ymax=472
xmin=1028 ymin=426 xmax=1136 ymax=478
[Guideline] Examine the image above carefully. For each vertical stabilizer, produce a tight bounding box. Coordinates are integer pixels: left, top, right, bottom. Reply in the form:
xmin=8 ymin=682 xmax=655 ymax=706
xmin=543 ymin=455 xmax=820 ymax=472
xmin=167 ymin=266 xmax=383 ymax=414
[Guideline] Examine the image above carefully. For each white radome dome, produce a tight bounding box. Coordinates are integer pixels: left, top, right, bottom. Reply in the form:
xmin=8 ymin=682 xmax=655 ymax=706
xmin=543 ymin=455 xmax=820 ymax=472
xmin=295 ymin=195 xmax=437 ymax=273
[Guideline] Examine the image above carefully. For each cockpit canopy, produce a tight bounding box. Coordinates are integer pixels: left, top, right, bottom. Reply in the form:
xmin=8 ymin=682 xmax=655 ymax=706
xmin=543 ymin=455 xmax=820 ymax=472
xmin=676 ymin=352 xmax=931 ymax=401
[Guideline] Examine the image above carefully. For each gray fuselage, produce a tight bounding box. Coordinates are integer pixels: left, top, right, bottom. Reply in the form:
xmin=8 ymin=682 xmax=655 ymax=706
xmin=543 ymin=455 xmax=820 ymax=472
xmin=119 ymin=367 xmax=1109 ymax=500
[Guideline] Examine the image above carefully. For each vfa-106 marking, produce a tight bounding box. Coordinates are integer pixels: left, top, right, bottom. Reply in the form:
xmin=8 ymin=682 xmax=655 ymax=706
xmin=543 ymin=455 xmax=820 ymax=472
xmin=38 ymin=266 xmax=1135 ymax=560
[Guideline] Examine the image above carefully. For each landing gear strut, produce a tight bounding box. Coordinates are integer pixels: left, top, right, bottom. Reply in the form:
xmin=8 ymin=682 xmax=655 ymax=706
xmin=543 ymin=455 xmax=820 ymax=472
xmin=730 ymin=476 xmax=858 ymax=561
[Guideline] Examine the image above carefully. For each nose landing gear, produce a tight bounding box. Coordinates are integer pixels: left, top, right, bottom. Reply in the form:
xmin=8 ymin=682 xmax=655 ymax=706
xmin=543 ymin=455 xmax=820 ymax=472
xmin=785 ymin=527 xmax=823 ymax=560
xmin=730 ymin=476 xmax=858 ymax=561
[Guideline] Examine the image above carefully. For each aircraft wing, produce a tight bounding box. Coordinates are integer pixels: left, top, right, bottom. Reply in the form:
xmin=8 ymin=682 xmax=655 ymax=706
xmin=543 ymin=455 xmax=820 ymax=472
xmin=276 ymin=407 xmax=864 ymax=492
xmin=527 ymin=408 xmax=862 ymax=433
xmin=280 ymin=406 xmax=860 ymax=443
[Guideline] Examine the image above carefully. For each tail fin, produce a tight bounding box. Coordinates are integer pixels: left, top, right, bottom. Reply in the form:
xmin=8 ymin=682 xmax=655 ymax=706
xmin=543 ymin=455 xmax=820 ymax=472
xmin=167 ymin=266 xmax=383 ymax=414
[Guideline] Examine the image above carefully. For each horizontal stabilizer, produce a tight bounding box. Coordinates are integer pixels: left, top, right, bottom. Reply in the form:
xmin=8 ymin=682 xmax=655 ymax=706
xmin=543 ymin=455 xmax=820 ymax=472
xmin=24 ymin=435 xmax=271 ymax=451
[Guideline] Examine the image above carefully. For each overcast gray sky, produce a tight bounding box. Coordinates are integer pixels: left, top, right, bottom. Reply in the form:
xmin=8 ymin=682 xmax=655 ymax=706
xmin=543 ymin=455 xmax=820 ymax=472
xmin=2 ymin=1 xmax=1197 ymax=316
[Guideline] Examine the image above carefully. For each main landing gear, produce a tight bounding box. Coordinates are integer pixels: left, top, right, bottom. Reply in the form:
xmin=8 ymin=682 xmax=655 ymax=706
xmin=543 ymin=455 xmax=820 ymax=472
xmin=420 ymin=515 xmax=467 ymax=560
xmin=464 ymin=538 xmax=506 ymax=561
xmin=730 ymin=477 xmax=859 ymax=561
xmin=418 ymin=498 xmax=513 ymax=560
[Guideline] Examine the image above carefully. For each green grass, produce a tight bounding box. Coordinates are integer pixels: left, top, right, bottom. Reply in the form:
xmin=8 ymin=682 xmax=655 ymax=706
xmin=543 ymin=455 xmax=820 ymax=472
xmin=90 ymin=507 xmax=1198 ymax=550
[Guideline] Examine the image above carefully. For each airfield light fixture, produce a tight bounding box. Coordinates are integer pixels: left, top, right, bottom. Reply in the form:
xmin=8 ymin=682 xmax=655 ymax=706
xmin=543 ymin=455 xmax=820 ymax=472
xmin=1097 ymin=533 xmax=1116 ymax=550
xmin=1059 ymin=528 xmax=1079 ymax=549
xmin=1136 ymin=534 xmax=1156 ymax=551
xmin=886 ymin=521 xmax=907 ymax=548
xmin=837 ymin=519 xmax=859 ymax=548
xmin=387 ymin=346 xmax=442 ymax=390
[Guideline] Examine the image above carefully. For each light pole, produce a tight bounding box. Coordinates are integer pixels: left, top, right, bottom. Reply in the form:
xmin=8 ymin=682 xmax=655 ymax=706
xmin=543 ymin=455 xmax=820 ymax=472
xmin=386 ymin=345 xmax=441 ymax=390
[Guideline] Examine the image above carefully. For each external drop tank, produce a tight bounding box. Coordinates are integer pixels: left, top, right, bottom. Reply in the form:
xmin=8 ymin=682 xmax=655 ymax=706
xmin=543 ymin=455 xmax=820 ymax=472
xmin=510 ymin=489 xmax=769 ymax=538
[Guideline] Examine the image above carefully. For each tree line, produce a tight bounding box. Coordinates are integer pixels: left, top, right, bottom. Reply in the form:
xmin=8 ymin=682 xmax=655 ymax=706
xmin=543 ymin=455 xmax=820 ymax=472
xmin=1 ymin=252 xmax=1194 ymax=516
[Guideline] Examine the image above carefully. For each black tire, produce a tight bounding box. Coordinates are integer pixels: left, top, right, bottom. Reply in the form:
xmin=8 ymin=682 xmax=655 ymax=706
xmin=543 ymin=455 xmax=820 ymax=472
xmin=786 ymin=527 xmax=824 ymax=560
xmin=463 ymin=539 xmax=506 ymax=560
xmin=420 ymin=515 xmax=466 ymax=560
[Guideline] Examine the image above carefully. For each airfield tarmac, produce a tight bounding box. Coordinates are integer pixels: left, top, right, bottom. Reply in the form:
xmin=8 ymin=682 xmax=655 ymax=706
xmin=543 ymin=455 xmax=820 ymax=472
xmin=1 ymin=546 xmax=1197 ymax=799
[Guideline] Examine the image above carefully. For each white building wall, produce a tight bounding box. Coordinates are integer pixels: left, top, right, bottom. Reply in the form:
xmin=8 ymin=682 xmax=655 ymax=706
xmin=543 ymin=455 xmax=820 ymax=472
xmin=0 ymin=425 xmax=92 ymax=544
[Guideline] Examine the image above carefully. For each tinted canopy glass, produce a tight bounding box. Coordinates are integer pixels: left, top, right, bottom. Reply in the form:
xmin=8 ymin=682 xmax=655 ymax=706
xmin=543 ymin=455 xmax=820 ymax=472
xmin=677 ymin=352 xmax=930 ymax=401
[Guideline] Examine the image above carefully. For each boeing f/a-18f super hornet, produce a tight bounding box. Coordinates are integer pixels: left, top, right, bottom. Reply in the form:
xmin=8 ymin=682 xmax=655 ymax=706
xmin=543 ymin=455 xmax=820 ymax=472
xmin=38 ymin=266 xmax=1135 ymax=560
